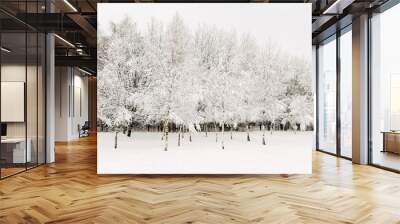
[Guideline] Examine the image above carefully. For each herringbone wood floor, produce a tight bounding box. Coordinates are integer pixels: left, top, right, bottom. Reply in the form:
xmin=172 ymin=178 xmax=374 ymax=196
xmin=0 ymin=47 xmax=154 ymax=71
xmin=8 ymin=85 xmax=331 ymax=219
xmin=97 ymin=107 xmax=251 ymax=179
xmin=1 ymin=134 xmax=400 ymax=224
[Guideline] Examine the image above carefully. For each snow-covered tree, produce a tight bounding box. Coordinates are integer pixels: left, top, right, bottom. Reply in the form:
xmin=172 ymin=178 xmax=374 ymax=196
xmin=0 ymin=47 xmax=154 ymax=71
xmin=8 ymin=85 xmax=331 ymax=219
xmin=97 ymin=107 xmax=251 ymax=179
xmin=97 ymin=13 xmax=314 ymax=151
xmin=236 ymin=34 xmax=260 ymax=141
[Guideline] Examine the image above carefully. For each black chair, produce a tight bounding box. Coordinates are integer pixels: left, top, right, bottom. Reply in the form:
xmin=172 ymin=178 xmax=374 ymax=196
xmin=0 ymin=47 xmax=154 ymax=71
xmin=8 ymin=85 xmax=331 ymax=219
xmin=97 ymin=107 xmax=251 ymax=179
xmin=79 ymin=121 xmax=90 ymax=138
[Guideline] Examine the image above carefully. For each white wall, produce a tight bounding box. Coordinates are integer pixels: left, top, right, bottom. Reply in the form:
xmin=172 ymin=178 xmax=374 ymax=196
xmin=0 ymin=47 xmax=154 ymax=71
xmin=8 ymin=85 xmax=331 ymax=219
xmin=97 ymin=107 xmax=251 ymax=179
xmin=1 ymin=63 xmax=47 ymax=163
xmin=1 ymin=65 xmax=26 ymax=138
xmin=1 ymin=65 xmax=41 ymax=137
xmin=71 ymin=73 xmax=89 ymax=138
xmin=312 ymin=45 xmax=316 ymax=150
xmin=55 ymin=67 xmax=89 ymax=141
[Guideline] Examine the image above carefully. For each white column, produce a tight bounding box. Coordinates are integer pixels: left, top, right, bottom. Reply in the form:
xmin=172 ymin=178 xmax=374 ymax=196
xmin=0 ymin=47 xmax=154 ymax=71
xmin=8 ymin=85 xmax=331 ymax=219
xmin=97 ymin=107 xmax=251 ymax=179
xmin=352 ymin=14 xmax=369 ymax=164
xmin=45 ymin=0 xmax=55 ymax=163
xmin=46 ymin=33 xmax=55 ymax=163
xmin=54 ymin=67 xmax=73 ymax=141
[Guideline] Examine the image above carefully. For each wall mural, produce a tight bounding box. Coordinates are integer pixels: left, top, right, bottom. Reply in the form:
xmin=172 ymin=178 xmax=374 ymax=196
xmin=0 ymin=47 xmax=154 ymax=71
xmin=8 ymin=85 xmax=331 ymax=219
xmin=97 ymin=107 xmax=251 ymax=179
xmin=97 ymin=3 xmax=313 ymax=174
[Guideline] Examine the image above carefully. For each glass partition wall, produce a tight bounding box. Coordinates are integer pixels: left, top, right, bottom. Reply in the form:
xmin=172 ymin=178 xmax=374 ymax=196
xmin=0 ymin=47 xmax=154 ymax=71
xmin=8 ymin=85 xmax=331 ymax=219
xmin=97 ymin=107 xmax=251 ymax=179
xmin=0 ymin=30 xmax=27 ymax=177
xmin=370 ymin=3 xmax=400 ymax=171
xmin=317 ymin=35 xmax=337 ymax=155
xmin=316 ymin=26 xmax=352 ymax=159
xmin=0 ymin=3 xmax=46 ymax=179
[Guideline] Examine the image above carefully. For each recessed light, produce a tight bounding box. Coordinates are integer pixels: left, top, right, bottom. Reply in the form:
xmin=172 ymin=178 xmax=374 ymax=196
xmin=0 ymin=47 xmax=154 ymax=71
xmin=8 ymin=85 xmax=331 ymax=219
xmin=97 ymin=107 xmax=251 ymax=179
xmin=78 ymin=68 xmax=92 ymax=76
xmin=63 ymin=0 xmax=78 ymax=12
xmin=1 ymin=47 xmax=11 ymax=53
xmin=54 ymin=34 xmax=75 ymax=48
xmin=322 ymin=0 xmax=354 ymax=15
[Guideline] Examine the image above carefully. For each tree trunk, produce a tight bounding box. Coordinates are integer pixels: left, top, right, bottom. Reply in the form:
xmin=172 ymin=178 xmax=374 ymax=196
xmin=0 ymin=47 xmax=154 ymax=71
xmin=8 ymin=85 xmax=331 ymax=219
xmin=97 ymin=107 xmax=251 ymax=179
xmin=230 ymin=126 xmax=233 ymax=140
xmin=178 ymin=125 xmax=181 ymax=146
xmin=222 ymin=122 xmax=225 ymax=149
xmin=189 ymin=132 xmax=192 ymax=142
xmin=182 ymin=125 xmax=185 ymax=140
xmin=262 ymin=124 xmax=266 ymax=146
xmin=114 ymin=131 xmax=118 ymax=149
xmin=271 ymin=122 xmax=274 ymax=135
xmin=127 ymin=128 xmax=132 ymax=138
xmin=214 ymin=123 xmax=218 ymax=142
xmin=205 ymin=124 xmax=208 ymax=137
xmin=246 ymin=123 xmax=250 ymax=141
xmin=164 ymin=120 xmax=169 ymax=151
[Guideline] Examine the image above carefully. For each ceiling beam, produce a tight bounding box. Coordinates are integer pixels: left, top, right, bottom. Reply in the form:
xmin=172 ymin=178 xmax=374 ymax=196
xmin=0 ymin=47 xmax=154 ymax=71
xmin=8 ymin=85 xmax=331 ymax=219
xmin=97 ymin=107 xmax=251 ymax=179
xmin=55 ymin=55 xmax=96 ymax=72
xmin=12 ymin=13 xmax=83 ymax=32
xmin=67 ymin=13 xmax=97 ymax=46
xmin=322 ymin=0 xmax=356 ymax=14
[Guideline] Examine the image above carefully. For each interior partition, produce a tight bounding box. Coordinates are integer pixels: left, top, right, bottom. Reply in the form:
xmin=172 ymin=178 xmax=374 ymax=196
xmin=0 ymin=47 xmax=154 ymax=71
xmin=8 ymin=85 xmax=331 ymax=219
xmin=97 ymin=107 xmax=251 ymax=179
xmin=54 ymin=67 xmax=89 ymax=142
xmin=0 ymin=31 xmax=28 ymax=177
xmin=0 ymin=4 xmax=46 ymax=179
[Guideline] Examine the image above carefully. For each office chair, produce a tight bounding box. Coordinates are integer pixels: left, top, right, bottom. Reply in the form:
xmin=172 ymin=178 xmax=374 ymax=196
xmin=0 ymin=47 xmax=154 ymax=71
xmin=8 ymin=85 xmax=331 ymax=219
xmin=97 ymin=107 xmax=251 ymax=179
xmin=79 ymin=121 xmax=90 ymax=138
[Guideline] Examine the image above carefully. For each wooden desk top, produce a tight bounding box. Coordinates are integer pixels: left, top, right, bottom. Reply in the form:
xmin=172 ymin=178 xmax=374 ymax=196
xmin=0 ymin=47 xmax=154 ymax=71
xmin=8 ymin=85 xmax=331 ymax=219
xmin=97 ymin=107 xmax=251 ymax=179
xmin=1 ymin=138 xmax=28 ymax=143
xmin=381 ymin=131 xmax=400 ymax=134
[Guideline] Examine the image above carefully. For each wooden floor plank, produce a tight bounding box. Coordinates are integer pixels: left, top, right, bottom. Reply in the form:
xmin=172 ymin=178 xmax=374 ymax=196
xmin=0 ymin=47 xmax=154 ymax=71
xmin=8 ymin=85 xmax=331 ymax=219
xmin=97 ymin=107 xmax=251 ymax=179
xmin=1 ymin=134 xmax=400 ymax=223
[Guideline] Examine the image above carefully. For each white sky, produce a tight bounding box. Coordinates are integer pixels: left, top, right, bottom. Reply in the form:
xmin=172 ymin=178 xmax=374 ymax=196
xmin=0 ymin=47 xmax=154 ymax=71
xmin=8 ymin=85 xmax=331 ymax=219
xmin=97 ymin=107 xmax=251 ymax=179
xmin=98 ymin=3 xmax=311 ymax=59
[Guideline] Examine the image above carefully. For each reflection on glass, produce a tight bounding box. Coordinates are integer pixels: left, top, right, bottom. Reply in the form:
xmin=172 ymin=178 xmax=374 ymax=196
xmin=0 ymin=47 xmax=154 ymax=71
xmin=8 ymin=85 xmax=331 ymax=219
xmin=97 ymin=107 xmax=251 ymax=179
xmin=318 ymin=37 xmax=337 ymax=154
xmin=390 ymin=75 xmax=400 ymax=130
xmin=371 ymin=4 xmax=400 ymax=171
xmin=0 ymin=1 xmax=47 ymax=179
xmin=340 ymin=29 xmax=352 ymax=158
xmin=38 ymin=33 xmax=46 ymax=165
xmin=27 ymin=31 xmax=38 ymax=169
xmin=1 ymin=32 xmax=27 ymax=177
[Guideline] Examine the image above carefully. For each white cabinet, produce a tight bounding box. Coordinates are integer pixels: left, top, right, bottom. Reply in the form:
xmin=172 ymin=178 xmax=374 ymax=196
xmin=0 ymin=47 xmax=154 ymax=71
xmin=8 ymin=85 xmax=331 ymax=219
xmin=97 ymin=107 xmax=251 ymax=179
xmin=1 ymin=138 xmax=32 ymax=163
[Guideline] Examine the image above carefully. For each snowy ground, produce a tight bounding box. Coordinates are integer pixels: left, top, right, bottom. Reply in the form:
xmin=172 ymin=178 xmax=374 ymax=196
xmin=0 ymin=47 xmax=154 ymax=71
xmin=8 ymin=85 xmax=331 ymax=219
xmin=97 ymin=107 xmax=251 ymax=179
xmin=98 ymin=131 xmax=313 ymax=174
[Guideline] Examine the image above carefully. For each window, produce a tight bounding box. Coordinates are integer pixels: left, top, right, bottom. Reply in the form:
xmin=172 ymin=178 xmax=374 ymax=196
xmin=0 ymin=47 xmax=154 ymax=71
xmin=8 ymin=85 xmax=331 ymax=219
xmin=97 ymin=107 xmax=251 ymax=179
xmin=370 ymin=3 xmax=400 ymax=171
xmin=340 ymin=28 xmax=352 ymax=158
xmin=318 ymin=36 xmax=337 ymax=154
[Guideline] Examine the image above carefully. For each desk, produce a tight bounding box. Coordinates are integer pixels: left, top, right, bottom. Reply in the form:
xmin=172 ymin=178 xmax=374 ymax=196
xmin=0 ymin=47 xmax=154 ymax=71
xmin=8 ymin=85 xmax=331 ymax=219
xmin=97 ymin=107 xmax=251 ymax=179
xmin=1 ymin=138 xmax=31 ymax=163
xmin=382 ymin=131 xmax=400 ymax=154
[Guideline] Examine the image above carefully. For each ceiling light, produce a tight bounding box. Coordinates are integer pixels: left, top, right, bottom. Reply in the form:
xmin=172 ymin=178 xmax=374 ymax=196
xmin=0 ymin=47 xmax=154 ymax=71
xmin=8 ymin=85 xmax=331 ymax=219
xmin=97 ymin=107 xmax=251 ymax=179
xmin=323 ymin=0 xmax=354 ymax=15
xmin=78 ymin=67 xmax=92 ymax=76
xmin=1 ymin=47 xmax=11 ymax=53
xmin=76 ymin=48 xmax=84 ymax=55
xmin=63 ymin=0 xmax=78 ymax=12
xmin=54 ymin=34 xmax=75 ymax=48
